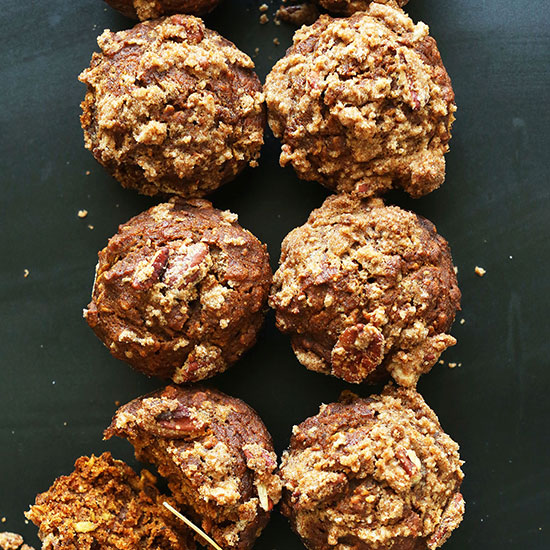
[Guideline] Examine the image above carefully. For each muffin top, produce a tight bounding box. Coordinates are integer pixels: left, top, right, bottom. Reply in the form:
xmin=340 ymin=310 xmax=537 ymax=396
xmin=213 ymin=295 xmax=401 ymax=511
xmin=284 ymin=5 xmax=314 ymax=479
xmin=79 ymin=15 xmax=265 ymax=197
xmin=85 ymin=199 xmax=272 ymax=382
xmin=280 ymin=386 xmax=464 ymax=550
xmin=270 ymin=194 xmax=460 ymax=387
xmin=265 ymin=4 xmax=455 ymax=197
xmin=106 ymin=386 xmax=282 ymax=550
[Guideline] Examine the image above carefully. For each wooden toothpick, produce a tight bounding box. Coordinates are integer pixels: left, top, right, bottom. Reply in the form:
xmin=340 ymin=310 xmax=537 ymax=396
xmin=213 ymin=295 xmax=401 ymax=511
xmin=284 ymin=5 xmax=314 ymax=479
xmin=163 ymin=502 xmax=223 ymax=550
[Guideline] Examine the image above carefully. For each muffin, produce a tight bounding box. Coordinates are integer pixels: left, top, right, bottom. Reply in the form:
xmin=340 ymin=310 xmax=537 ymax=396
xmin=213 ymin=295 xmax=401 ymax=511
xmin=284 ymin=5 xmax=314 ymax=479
xmin=84 ymin=199 xmax=272 ymax=383
xmin=280 ymin=386 xmax=465 ymax=550
xmin=26 ymin=453 xmax=193 ymax=550
xmin=104 ymin=0 xmax=221 ymax=20
xmin=79 ymin=15 xmax=265 ymax=198
xmin=265 ymin=4 xmax=455 ymax=198
xmin=105 ymin=385 xmax=282 ymax=550
xmin=270 ymin=194 xmax=460 ymax=387
xmin=315 ymin=0 xmax=409 ymax=16
xmin=0 ymin=533 xmax=33 ymax=550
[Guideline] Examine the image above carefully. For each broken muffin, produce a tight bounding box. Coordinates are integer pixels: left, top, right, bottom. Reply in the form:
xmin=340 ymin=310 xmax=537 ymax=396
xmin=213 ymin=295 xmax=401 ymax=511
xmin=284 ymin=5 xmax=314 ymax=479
xmin=105 ymin=385 xmax=282 ymax=550
xmin=26 ymin=453 xmax=193 ymax=550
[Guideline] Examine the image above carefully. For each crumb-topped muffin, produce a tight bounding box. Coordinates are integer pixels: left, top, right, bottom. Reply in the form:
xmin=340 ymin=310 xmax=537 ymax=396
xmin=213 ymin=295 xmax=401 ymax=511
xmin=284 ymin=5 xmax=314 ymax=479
xmin=79 ymin=15 xmax=265 ymax=198
xmin=315 ymin=0 xmax=409 ymax=16
xmin=270 ymin=194 xmax=460 ymax=387
xmin=26 ymin=453 xmax=193 ymax=550
xmin=265 ymin=4 xmax=455 ymax=197
xmin=84 ymin=199 xmax=272 ymax=383
xmin=106 ymin=386 xmax=282 ymax=550
xmin=104 ymin=0 xmax=221 ymax=20
xmin=280 ymin=386 xmax=465 ymax=550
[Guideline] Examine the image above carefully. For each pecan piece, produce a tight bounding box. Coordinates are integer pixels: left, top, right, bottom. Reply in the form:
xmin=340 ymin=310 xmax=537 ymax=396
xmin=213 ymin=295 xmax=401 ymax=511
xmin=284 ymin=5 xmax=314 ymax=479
xmin=163 ymin=242 xmax=209 ymax=288
xmin=331 ymin=324 xmax=384 ymax=383
xmin=427 ymin=492 xmax=465 ymax=549
xmin=131 ymin=247 xmax=169 ymax=290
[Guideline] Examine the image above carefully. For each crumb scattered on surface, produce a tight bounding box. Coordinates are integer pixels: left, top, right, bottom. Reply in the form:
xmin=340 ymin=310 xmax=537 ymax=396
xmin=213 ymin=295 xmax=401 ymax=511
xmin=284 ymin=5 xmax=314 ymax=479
xmin=273 ymin=37 xmax=280 ymax=45
xmin=259 ymin=3 xmax=268 ymax=11
xmin=475 ymin=266 xmax=486 ymax=277
xmin=23 ymin=269 xmax=29 ymax=278
xmin=448 ymin=362 xmax=457 ymax=369
xmin=87 ymin=224 xmax=94 ymax=230
xmin=85 ymin=170 xmax=91 ymax=176
xmin=78 ymin=209 xmax=88 ymax=218
xmin=115 ymin=400 xmax=120 ymax=406
xmin=460 ymin=318 xmax=465 ymax=325
xmin=259 ymin=13 xmax=269 ymax=23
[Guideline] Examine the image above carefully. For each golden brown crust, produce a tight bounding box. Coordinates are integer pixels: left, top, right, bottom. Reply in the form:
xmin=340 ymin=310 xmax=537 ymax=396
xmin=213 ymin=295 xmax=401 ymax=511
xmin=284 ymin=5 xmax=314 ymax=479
xmin=84 ymin=199 xmax=272 ymax=383
xmin=104 ymin=0 xmax=221 ymax=19
xmin=270 ymin=194 xmax=460 ymax=387
xmin=264 ymin=6 xmax=455 ymax=198
xmin=79 ymin=15 xmax=265 ymax=198
xmin=105 ymin=386 xmax=282 ymax=550
xmin=25 ymin=453 xmax=193 ymax=550
xmin=280 ymin=385 xmax=464 ymax=550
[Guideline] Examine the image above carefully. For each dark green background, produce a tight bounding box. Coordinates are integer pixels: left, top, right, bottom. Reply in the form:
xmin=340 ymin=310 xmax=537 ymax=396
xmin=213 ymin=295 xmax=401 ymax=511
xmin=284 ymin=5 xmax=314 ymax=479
xmin=1 ymin=0 xmax=549 ymax=548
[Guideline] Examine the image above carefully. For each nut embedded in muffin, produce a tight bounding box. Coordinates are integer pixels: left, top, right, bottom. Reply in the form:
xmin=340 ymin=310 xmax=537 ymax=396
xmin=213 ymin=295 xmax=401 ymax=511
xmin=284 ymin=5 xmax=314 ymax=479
xmin=79 ymin=15 xmax=265 ymax=198
xmin=265 ymin=4 xmax=455 ymax=198
xmin=270 ymin=194 xmax=460 ymax=387
xmin=105 ymin=385 xmax=282 ymax=550
xmin=103 ymin=0 xmax=221 ymax=20
xmin=280 ymin=385 xmax=465 ymax=550
xmin=25 ymin=452 xmax=194 ymax=550
xmin=84 ymin=199 xmax=272 ymax=383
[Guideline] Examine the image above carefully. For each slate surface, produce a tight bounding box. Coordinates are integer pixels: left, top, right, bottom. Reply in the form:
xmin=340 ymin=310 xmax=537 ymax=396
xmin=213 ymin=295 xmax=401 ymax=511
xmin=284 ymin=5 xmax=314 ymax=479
xmin=1 ymin=0 xmax=549 ymax=548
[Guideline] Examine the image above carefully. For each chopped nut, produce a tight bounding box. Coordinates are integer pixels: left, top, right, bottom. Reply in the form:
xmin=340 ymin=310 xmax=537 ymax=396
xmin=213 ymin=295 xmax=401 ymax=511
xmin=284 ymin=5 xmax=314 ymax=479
xmin=475 ymin=266 xmax=486 ymax=277
xmin=77 ymin=209 xmax=88 ymax=218
xmin=257 ymin=483 xmax=270 ymax=511
xmin=74 ymin=521 xmax=96 ymax=533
